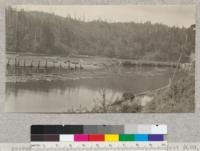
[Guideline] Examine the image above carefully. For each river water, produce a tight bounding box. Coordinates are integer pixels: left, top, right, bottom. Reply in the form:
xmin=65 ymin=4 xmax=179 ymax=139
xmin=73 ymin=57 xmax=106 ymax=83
xmin=5 ymin=67 xmax=180 ymax=112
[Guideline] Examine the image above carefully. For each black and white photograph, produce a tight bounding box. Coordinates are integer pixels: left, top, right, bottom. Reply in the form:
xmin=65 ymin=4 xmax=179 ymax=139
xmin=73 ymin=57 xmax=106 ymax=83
xmin=5 ymin=5 xmax=195 ymax=113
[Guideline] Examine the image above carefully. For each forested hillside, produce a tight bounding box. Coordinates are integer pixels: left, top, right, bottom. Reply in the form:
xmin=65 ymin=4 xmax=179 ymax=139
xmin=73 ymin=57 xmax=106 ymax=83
xmin=6 ymin=7 xmax=195 ymax=62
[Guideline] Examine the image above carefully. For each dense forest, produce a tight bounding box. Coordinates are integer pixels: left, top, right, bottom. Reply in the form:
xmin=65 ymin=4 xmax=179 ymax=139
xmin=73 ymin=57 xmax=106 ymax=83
xmin=6 ymin=7 xmax=195 ymax=62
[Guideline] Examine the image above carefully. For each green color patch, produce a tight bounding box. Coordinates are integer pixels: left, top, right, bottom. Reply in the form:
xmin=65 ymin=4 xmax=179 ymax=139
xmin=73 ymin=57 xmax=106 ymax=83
xmin=119 ymin=134 xmax=135 ymax=141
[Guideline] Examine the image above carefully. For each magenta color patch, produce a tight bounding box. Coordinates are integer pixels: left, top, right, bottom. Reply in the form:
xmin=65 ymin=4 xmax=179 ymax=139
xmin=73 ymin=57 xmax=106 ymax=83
xmin=74 ymin=134 xmax=89 ymax=141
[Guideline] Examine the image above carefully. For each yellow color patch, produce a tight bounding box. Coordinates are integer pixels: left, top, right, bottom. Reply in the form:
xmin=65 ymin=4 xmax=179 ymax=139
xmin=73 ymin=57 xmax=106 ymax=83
xmin=104 ymin=134 xmax=119 ymax=142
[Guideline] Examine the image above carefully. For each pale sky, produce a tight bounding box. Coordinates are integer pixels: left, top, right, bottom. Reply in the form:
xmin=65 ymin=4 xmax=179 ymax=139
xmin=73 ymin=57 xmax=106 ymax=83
xmin=12 ymin=5 xmax=195 ymax=27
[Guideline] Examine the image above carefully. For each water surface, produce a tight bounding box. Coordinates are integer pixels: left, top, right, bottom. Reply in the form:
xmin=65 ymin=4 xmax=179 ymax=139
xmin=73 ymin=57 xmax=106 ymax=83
xmin=5 ymin=67 xmax=179 ymax=112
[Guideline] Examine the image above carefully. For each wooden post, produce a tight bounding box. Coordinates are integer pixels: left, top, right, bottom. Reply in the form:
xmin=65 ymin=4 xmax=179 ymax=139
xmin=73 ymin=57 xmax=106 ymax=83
xmin=171 ymin=63 xmax=174 ymax=68
xmin=17 ymin=60 xmax=20 ymax=75
xmin=6 ymin=59 xmax=10 ymax=75
xmin=79 ymin=64 xmax=81 ymax=72
xmin=59 ymin=63 xmax=62 ymax=73
xmin=136 ymin=61 xmax=138 ymax=70
xmin=22 ymin=60 xmax=26 ymax=75
xmin=15 ymin=58 xmax=17 ymax=67
xmin=17 ymin=60 xmax=20 ymax=67
xmin=37 ymin=61 xmax=40 ymax=73
xmin=136 ymin=61 xmax=139 ymax=71
xmin=45 ymin=60 xmax=48 ymax=74
xmin=68 ymin=60 xmax=70 ymax=72
xmin=7 ymin=59 xmax=10 ymax=68
xmin=45 ymin=60 xmax=48 ymax=69
xmin=23 ymin=60 xmax=26 ymax=68
xmin=30 ymin=61 xmax=33 ymax=68
xmin=14 ymin=58 xmax=16 ymax=74
xmin=75 ymin=64 xmax=77 ymax=71
xmin=29 ymin=60 xmax=33 ymax=74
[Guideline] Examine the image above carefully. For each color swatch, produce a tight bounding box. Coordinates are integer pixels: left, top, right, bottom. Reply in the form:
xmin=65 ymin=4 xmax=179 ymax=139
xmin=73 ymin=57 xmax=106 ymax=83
xmin=104 ymin=134 xmax=119 ymax=142
xmin=119 ymin=134 xmax=134 ymax=141
xmin=88 ymin=134 xmax=104 ymax=141
xmin=31 ymin=125 xmax=167 ymax=142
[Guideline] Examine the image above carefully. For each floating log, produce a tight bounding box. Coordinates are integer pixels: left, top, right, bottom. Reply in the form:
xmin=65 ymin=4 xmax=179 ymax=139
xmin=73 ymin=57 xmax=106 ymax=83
xmin=122 ymin=60 xmax=179 ymax=68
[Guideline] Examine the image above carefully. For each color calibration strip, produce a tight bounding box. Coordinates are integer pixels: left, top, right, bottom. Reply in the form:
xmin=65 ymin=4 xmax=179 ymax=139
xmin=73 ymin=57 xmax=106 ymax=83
xmin=31 ymin=125 xmax=167 ymax=142
xmin=32 ymin=134 xmax=165 ymax=142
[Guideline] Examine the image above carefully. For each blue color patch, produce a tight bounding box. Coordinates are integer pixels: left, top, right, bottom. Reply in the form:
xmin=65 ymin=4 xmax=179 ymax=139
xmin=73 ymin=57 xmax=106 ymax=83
xmin=134 ymin=134 xmax=148 ymax=141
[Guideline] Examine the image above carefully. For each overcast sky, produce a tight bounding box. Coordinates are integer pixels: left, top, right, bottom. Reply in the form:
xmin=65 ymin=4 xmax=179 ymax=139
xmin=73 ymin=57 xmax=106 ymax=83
xmin=12 ymin=5 xmax=195 ymax=27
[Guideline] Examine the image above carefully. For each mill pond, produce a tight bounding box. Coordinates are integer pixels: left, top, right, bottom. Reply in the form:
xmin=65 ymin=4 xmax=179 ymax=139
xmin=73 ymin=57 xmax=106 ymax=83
xmin=5 ymin=53 xmax=185 ymax=113
xmin=4 ymin=5 xmax=195 ymax=113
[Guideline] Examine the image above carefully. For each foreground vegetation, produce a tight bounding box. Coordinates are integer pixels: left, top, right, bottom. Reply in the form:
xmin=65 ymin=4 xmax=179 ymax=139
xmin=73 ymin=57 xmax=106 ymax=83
xmin=88 ymin=70 xmax=195 ymax=113
xmin=143 ymin=71 xmax=195 ymax=113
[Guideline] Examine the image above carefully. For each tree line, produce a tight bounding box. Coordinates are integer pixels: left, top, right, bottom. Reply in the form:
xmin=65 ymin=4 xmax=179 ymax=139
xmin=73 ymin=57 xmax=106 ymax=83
xmin=6 ymin=7 xmax=195 ymax=62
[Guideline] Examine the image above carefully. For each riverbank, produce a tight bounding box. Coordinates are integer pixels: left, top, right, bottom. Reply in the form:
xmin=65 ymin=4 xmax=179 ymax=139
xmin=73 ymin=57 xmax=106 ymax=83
xmin=143 ymin=71 xmax=195 ymax=113
xmin=88 ymin=71 xmax=194 ymax=113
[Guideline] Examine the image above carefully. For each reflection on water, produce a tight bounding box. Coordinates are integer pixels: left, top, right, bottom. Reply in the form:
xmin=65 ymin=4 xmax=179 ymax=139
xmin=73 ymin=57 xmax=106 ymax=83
xmin=5 ymin=67 xmax=178 ymax=112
